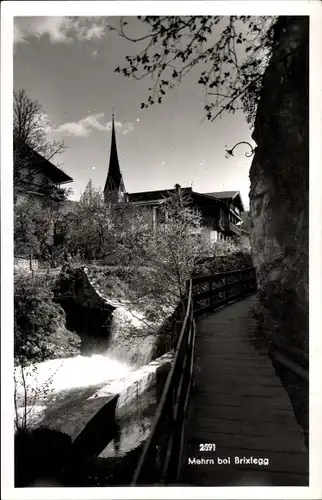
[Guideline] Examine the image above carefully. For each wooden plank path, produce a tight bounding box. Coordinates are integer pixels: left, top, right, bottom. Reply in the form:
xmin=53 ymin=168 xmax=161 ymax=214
xmin=180 ymin=295 xmax=309 ymax=486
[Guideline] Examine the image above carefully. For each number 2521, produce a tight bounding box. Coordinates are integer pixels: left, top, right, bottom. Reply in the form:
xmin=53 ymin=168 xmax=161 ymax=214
xmin=199 ymin=443 xmax=216 ymax=451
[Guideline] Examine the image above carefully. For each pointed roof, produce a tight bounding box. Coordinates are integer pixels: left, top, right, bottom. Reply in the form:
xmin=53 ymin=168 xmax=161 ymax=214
xmin=104 ymin=114 xmax=123 ymax=190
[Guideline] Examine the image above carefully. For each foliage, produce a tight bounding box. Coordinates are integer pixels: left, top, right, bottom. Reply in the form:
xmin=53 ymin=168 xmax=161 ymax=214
xmin=146 ymin=191 xmax=202 ymax=300
xmin=13 ymin=273 xmax=80 ymax=433
xmin=194 ymin=237 xmax=253 ymax=276
xmin=112 ymin=16 xmax=277 ymax=126
xmin=56 ymin=180 xmax=117 ymax=262
xmin=14 ymin=274 xmax=80 ymax=365
xmin=99 ymin=190 xmax=203 ymax=306
xmin=14 ymin=194 xmax=72 ymax=264
xmin=214 ymin=237 xmax=251 ymax=257
xmin=15 ymin=427 xmax=72 ymax=486
xmin=14 ymin=198 xmax=55 ymax=263
xmin=14 ymin=361 xmax=55 ymax=434
xmin=86 ymin=191 xmax=203 ymax=340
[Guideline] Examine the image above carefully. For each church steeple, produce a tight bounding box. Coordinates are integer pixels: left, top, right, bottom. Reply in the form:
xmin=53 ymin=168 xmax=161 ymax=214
xmin=104 ymin=113 xmax=126 ymax=203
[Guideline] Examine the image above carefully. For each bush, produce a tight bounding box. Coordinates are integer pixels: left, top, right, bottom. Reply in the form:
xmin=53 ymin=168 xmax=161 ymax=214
xmin=15 ymin=427 xmax=73 ymax=486
xmin=14 ymin=274 xmax=80 ymax=365
xmin=194 ymin=237 xmax=253 ymax=276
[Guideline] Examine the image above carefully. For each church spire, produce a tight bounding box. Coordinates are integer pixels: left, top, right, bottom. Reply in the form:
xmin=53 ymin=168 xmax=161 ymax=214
xmin=104 ymin=113 xmax=125 ymax=203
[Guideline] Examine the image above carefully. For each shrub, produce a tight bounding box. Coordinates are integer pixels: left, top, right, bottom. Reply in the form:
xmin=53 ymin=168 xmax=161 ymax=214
xmin=194 ymin=237 xmax=253 ymax=276
xmin=15 ymin=427 xmax=73 ymax=486
xmin=14 ymin=274 xmax=80 ymax=365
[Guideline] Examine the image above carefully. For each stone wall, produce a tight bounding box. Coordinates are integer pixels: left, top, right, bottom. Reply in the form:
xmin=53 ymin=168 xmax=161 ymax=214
xmin=36 ymin=351 xmax=174 ymax=451
xmin=249 ymin=17 xmax=309 ymax=353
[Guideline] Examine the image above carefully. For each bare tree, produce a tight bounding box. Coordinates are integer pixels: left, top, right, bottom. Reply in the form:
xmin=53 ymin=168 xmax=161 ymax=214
xmin=14 ymin=89 xmax=66 ymax=188
xmin=14 ymin=89 xmax=65 ymax=159
xmin=14 ymin=355 xmax=56 ymax=435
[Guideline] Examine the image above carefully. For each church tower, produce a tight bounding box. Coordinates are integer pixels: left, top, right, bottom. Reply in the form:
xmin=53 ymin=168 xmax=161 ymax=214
xmin=104 ymin=113 xmax=126 ymax=203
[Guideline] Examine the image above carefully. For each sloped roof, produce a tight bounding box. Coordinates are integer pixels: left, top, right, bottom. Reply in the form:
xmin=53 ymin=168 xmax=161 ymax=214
xmin=128 ymin=187 xmax=192 ymax=203
xmin=14 ymin=139 xmax=73 ymax=184
xmin=205 ymin=190 xmax=245 ymax=212
xmin=126 ymin=187 xmax=245 ymax=212
xmin=205 ymin=191 xmax=239 ymax=199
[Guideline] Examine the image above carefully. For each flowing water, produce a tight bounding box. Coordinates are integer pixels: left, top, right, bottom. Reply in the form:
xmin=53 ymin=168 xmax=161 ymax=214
xmin=14 ymin=295 xmax=165 ymax=468
xmin=14 ymin=305 xmax=158 ymax=428
xmin=14 ymin=354 xmax=132 ymax=427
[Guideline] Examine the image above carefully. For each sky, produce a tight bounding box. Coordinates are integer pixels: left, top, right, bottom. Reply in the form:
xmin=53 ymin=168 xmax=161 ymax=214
xmin=14 ymin=16 xmax=256 ymax=209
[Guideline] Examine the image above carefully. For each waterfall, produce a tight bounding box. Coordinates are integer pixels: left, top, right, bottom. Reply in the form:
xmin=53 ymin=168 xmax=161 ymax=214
xmin=106 ymin=306 xmax=157 ymax=368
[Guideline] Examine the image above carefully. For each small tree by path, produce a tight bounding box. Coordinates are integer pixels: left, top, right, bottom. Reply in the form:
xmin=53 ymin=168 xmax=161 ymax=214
xmin=147 ymin=190 xmax=203 ymax=302
xmin=14 ymin=357 xmax=60 ymax=435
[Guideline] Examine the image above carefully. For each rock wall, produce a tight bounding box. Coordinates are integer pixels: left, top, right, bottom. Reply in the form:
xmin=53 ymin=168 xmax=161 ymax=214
xmin=55 ymin=266 xmax=171 ymax=367
xmin=249 ymin=16 xmax=309 ymax=353
xmin=54 ymin=266 xmax=115 ymax=354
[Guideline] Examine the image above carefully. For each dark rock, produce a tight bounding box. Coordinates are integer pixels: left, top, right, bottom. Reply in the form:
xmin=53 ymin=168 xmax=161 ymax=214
xmin=249 ymin=16 xmax=309 ymax=434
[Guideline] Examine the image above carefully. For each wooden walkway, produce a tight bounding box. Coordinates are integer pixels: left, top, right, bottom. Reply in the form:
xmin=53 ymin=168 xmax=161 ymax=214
xmin=180 ymin=295 xmax=309 ymax=486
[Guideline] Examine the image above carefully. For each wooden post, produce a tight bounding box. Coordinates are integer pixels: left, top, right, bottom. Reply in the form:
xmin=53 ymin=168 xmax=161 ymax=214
xmin=29 ymin=249 xmax=33 ymax=272
xmin=252 ymin=268 xmax=257 ymax=291
xmin=223 ymin=276 xmax=227 ymax=304
xmin=152 ymin=206 xmax=157 ymax=231
xmin=209 ymin=278 xmax=213 ymax=310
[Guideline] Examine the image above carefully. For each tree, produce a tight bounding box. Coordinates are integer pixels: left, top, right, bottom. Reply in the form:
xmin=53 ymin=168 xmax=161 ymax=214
xmin=60 ymin=180 xmax=116 ymax=262
xmin=117 ymin=190 xmax=203 ymax=309
xmin=14 ymin=198 xmax=55 ymax=269
xmin=112 ymin=16 xmax=277 ymax=125
xmin=14 ymin=89 xmax=65 ymax=187
xmin=150 ymin=191 xmax=202 ymax=301
xmin=13 ymin=274 xmax=63 ymax=433
xmin=14 ymin=89 xmax=65 ymax=160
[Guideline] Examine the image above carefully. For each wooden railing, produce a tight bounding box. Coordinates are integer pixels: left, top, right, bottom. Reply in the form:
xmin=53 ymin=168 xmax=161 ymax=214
xmin=131 ymin=280 xmax=195 ymax=485
xmin=269 ymin=343 xmax=309 ymax=382
xmin=192 ymin=266 xmax=257 ymax=315
xmin=131 ymin=267 xmax=257 ymax=485
xmin=130 ymin=266 xmax=309 ymax=483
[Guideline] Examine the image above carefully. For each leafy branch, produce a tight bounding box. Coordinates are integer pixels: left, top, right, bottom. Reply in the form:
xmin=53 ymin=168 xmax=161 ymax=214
xmin=112 ymin=16 xmax=277 ymax=125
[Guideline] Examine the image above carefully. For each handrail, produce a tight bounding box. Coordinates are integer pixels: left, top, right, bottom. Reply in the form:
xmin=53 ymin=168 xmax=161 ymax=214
xmin=270 ymin=351 xmax=309 ymax=382
xmin=192 ymin=266 xmax=257 ymax=315
xmin=131 ymin=265 xmax=308 ymax=484
xmin=269 ymin=342 xmax=309 ymax=382
xmin=131 ymin=279 xmax=194 ymax=485
xmin=131 ymin=267 xmax=257 ymax=485
xmin=192 ymin=265 xmax=254 ymax=283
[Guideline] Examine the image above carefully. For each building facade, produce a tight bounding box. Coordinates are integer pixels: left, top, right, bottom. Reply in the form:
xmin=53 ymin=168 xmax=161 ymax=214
xmin=104 ymin=115 xmax=245 ymax=241
xmin=14 ymin=140 xmax=74 ymax=265
xmin=14 ymin=139 xmax=73 ymax=206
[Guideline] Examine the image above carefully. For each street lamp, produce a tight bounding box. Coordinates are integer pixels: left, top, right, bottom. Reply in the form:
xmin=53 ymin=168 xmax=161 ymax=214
xmin=225 ymin=141 xmax=255 ymax=159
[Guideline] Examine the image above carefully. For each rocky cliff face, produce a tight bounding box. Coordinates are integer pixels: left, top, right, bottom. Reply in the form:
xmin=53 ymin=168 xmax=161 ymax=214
xmin=249 ymin=17 xmax=309 ymax=440
xmin=249 ymin=17 xmax=309 ymax=353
